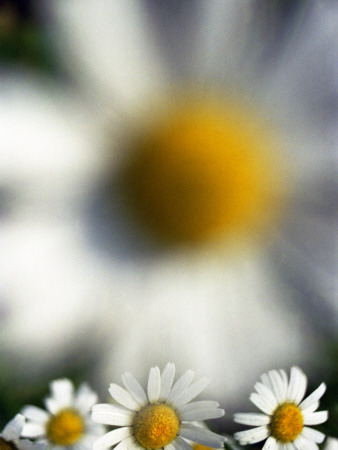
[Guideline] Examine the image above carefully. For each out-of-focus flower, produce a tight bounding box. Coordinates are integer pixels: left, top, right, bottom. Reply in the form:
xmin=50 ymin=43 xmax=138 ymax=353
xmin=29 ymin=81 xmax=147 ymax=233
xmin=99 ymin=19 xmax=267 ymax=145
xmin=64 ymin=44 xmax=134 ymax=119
xmin=234 ymin=366 xmax=328 ymax=449
xmin=21 ymin=378 xmax=105 ymax=449
xmin=2 ymin=0 xmax=337 ymax=409
xmin=92 ymin=363 xmax=225 ymax=450
xmin=0 ymin=414 xmax=46 ymax=450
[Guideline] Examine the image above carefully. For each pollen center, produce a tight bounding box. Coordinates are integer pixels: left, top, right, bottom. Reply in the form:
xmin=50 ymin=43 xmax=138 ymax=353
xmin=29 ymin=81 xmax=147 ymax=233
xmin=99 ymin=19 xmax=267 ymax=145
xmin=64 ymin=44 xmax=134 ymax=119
xmin=133 ymin=403 xmax=180 ymax=449
xmin=0 ymin=438 xmax=16 ymax=450
xmin=120 ymin=98 xmax=284 ymax=246
xmin=46 ymin=408 xmax=84 ymax=446
xmin=270 ymin=403 xmax=304 ymax=442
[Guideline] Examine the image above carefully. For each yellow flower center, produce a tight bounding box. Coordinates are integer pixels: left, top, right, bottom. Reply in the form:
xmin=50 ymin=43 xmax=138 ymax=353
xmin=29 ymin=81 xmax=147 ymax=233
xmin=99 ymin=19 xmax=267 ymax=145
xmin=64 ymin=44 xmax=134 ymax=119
xmin=133 ymin=403 xmax=180 ymax=449
xmin=120 ymin=97 xmax=285 ymax=246
xmin=46 ymin=408 xmax=85 ymax=446
xmin=0 ymin=438 xmax=16 ymax=450
xmin=270 ymin=403 xmax=304 ymax=442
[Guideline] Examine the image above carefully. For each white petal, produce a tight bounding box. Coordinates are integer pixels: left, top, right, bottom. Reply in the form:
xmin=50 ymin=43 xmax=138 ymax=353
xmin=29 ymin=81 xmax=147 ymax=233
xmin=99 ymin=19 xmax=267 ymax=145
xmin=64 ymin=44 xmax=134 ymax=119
xmin=301 ymin=427 xmax=326 ymax=444
xmin=180 ymin=407 xmax=224 ymax=421
xmin=233 ymin=413 xmax=270 ymax=426
xmin=93 ymin=427 xmax=133 ymax=450
xmin=49 ymin=378 xmax=74 ymax=409
xmin=294 ymin=435 xmax=319 ymax=450
xmin=174 ymin=377 xmax=209 ymax=407
xmin=301 ymin=401 xmax=319 ymax=416
xmin=21 ymin=407 xmax=49 ymax=425
xmin=179 ymin=423 xmax=224 ymax=448
xmin=303 ymin=410 xmax=328 ymax=425
xmin=167 ymin=370 xmax=195 ymax=403
xmin=173 ymin=436 xmax=193 ymax=450
xmin=262 ymin=436 xmax=278 ymax=450
xmin=2 ymin=414 xmax=25 ymax=441
xmin=268 ymin=370 xmax=288 ymax=403
xmin=15 ymin=440 xmax=47 ymax=450
xmin=179 ymin=401 xmax=220 ymax=414
xmin=160 ymin=363 xmax=176 ymax=401
xmin=234 ymin=426 xmax=269 ymax=445
xmin=299 ymin=383 xmax=326 ymax=410
xmin=147 ymin=366 xmax=161 ymax=403
xmin=44 ymin=398 xmax=61 ymax=416
xmin=113 ymin=436 xmax=141 ymax=450
xmin=250 ymin=392 xmax=275 ymax=415
xmin=287 ymin=367 xmax=307 ymax=404
xmin=21 ymin=423 xmax=45 ymax=439
xmin=254 ymin=382 xmax=278 ymax=413
xmin=323 ymin=438 xmax=338 ymax=450
xmin=74 ymin=383 xmax=98 ymax=414
xmin=121 ymin=372 xmax=147 ymax=406
xmin=92 ymin=404 xmax=133 ymax=426
xmin=108 ymin=384 xmax=140 ymax=410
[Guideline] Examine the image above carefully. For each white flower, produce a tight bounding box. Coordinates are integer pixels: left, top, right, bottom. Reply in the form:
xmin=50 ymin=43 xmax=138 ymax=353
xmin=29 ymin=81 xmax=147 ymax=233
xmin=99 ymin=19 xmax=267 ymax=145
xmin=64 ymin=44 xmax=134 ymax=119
xmin=324 ymin=438 xmax=338 ymax=450
xmin=234 ymin=366 xmax=328 ymax=449
xmin=21 ymin=378 xmax=105 ymax=449
xmin=92 ymin=363 xmax=225 ymax=450
xmin=34 ymin=0 xmax=338 ymax=408
xmin=0 ymin=414 xmax=46 ymax=450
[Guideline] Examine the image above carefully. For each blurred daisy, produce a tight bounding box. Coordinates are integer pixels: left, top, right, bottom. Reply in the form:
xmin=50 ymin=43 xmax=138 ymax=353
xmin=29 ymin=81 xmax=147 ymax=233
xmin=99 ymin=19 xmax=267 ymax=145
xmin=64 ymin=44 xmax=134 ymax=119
xmin=0 ymin=414 xmax=46 ymax=450
xmin=92 ymin=363 xmax=225 ymax=450
xmin=234 ymin=366 xmax=328 ymax=449
xmin=21 ymin=378 xmax=105 ymax=449
xmin=3 ymin=0 xmax=336 ymax=406
xmin=324 ymin=438 xmax=338 ymax=450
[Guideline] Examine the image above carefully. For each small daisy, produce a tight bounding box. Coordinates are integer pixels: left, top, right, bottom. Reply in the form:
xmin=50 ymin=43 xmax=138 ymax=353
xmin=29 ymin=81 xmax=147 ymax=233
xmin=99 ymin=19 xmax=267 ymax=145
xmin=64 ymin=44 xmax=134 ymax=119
xmin=234 ymin=366 xmax=328 ymax=449
xmin=92 ymin=363 xmax=225 ymax=450
xmin=0 ymin=414 xmax=46 ymax=450
xmin=21 ymin=378 xmax=105 ymax=449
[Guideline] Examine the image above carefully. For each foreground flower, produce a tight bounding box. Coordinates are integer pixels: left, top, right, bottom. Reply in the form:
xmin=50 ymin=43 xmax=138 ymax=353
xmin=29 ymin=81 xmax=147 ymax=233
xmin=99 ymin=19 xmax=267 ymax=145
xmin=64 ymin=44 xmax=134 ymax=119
xmin=92 ymin=363 xmax=225 ymax=450
xmin=0 ymin=414 xmax=45 ymax=450
xmin=234 ymin=366 xmax=328 ymax=449
xmin=21 ymin=378 xmax=105 ymax=449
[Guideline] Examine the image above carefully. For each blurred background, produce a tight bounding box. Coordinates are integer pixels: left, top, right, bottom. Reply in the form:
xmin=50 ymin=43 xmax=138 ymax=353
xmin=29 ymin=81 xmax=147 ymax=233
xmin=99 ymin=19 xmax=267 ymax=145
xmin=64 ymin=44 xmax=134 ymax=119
xmin=0 ymin=0 xmax=337 ymax=445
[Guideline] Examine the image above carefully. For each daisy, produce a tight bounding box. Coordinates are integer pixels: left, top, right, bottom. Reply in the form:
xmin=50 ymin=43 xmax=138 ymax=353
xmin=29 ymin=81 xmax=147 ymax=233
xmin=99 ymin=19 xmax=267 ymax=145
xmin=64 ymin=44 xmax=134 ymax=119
xmin=2 ymin=0 xmax=337 ymax=407
xmin=234 ymin=366 xmax=328 ymax=449
xmin=21 ymin=378 xmax=105 ymax=449
xmin=92 ymin=363 xmax=225 ymax=450
xmin=0 ymin=414 xmax=46 ymax=450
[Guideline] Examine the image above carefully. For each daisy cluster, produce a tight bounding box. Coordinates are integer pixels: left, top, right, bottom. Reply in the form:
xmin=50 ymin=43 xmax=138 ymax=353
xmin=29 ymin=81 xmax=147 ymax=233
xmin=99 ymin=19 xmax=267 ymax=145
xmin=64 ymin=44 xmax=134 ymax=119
xmin=1 ymin=364 xmax=335 ymax=450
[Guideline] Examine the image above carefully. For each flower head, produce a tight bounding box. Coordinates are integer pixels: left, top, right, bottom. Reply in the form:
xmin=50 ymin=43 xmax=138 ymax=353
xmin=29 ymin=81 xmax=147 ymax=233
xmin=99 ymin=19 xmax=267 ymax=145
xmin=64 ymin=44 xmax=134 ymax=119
xmin=21 ymin=378 xmax=105 ymax=449
xmin=234 ymin=366 xmax=328 ymax=449
xmin=92 ymin=363 xmax=225 ymax=450
xmin=0 ymin=414 xmax=46 ymax=450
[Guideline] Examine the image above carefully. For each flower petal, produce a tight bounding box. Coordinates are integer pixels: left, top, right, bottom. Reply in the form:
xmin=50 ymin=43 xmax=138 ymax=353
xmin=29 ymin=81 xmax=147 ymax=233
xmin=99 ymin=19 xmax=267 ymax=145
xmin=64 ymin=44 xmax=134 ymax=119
xmin=74 ymin=383 xmax=98 ymax=414
xmin=287 ymin=367 xmax=307 ymax=404
xmin=179 ymin=423 xmax=224 ymax=448
xmin=160 ymin=363 xmax=175 ymax=401
xmin=233 ymin=413 xmax=270 ymax=426
xmin=92 ymin=404 xmax=133 ymax=426
xmin=234 ymin=425 xmax=269 ymax=445
xmin=93 ymin=427 xmax=133 ymax=450
xmin=21 ymin=406 xmax=49 ymax=425
xmin=301 ymin=427 xmax=326 ymax=444
xmin=147 ymin=366 xmax=161 ymax=403
xmin=262 ymin=436 xmax=278 ymax=450
xmin=121 ymin=372 xmax=147 ymax=406
xmin=303 ymin=410 xmax=328 ymax=425
xmin=2 ymin=414 xmax=25 ymax=441
xmin=108 ymin=384 xmax=140 ymax=410
xmin=299 ymin=383 xmax=326 ymax=410
xmin=173 ymin=377 xmax=209 ymax=406
xmin=167 ymin=370 xmax=194 ymax=403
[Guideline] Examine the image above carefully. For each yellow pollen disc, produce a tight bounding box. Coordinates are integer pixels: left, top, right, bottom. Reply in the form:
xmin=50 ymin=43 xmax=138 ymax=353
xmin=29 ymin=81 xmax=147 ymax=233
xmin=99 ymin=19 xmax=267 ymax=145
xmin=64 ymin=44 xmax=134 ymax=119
xmin=133 ymin=403 xmax=180 ymax=449
xmin=0 ymin=438 xmax=16 ymax=450
xmin=270 ymin=403 xmax=304 ymax=442
xmin=46 ymin=408 xmax=85 ymax=446
xmin=120 ymin=98 xmax=285 ymax=246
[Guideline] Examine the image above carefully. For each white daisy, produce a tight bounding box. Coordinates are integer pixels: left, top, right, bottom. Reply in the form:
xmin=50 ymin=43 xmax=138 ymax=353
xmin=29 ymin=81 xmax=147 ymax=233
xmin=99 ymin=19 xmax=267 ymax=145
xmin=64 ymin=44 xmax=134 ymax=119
xmin=324 ymin=438 xmax=338 ymax=450
xmin=234 ymin=366 xmax=328 ymax=449
xmin=21 ymin=378 xmax=105 ymax=449
xmin=0 ymin=414 xmax=46 ymax=450
xmin=92 ymin=363 xmax=225 ymax=450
